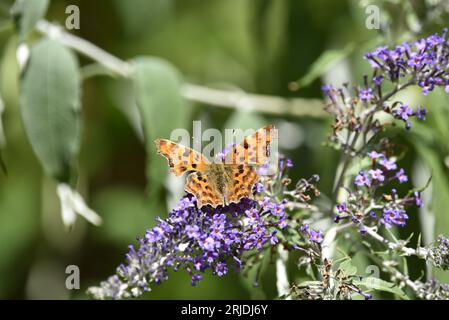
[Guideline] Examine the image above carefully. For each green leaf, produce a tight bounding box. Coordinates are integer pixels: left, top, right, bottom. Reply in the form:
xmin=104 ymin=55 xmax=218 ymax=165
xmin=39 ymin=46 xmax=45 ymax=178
xmin=354 ymin=277 xmax=408 ymax=300
xmin=294 ymin=43 xmax=355 ymax=89
xmin=239 ymin=252 xmax=268 ymax=299
xmin=20 ymin=38 xmax=81 ymax=181
xmin=339 ymin=259 xmax=357 ymax=276
xmin=11 ymin=0 xmax=49 ymax=40
xmin=130 ymin=57 xmax=189 ymax=194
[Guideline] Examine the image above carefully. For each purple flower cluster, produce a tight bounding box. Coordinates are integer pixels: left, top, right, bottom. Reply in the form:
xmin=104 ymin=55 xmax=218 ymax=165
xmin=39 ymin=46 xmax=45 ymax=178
xmin=87 ymin=194 xmax=288 ymax=299
xmin=334 ymin=151 xmax=422 ymax=230
xmin=354 ymin=151 xmax=408 ymax=188
xmin=392 ymin=103 xmax=427 ymax=129
xmin=300 ymin=224 xmax=324 ymax=244
xmin=323 ymin=30 xmax=449 ymax=137
xmin=364 ymin=29 xmax=449 ymax=95
xmin=381 ymin=206 xmax=408 ymax=228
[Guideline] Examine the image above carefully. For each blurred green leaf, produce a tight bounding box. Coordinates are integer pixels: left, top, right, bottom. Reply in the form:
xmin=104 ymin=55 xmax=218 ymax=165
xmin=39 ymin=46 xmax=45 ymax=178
xmin=295 ymin=43 xmax=355 ymax=89
xmin=20 ymin=38 xmax=81 ymax=182
xmin=11 ymin=0 xmax=48 ymax=40
xmin=354 ymin=277 xmax=408 ymax=299
xmin=130 ymin=57 xmax=189 ymax=195
xmin=339 ymin=259 xmax=357 ymax=276
xmin=92 ymin=186 xmax=153 ymax=246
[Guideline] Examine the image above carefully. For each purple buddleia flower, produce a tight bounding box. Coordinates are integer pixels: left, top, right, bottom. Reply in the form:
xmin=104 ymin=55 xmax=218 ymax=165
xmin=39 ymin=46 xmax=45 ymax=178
xmin=419 ymin=78 xmax=435 ymax=95
xmin=359 ymin=225 xmax=367 ymax=235
xmin=254 ymin=182 xmax=265 ymax=193
xmin=369 ymin=169 xmax=385 ymax=182
xmin=394 ymin=104 xmax=414 ymax=120
xmin=299 ymin=224 xmax=324 ymax=244
xmin=87 ymin=191 xmax=294 ymax=299
xmin=269 ymin=231 xmax=279 ymax=245
xmin=359 ymin=88 xmax=374 ymax=101
xmin=321 ymin=84 xmax=337 ymax=100
xmin=336 ymin=202 xmax=347 ymax=213
xmin=355 ymin=171 xmax=371 ymax=187
xmin=381 ymin=207 xmax=409 ymax=228
xmin=257 ymin=162 xmax=271 ymax=175
xmin=395 ymin=168 xmax=408 ymax=184
xmin=278 ymin=218 xmax=288 ymax=229
xmin=414 ymin=192 xmax=423 ymax=207
xmin=367 ymin=151 xmax=384 ymax=159
xmin=308 ymin=229 xmax=324 ymax=244
xmin=191 ymin=274 xmax=202 ymax=286
xmin=407 ymin=52 xmax=423 ymax=68
xmin=214 ymin=262 xmax=228 ymax=276
xmin=373 ymin=75 xmax=384 ymax=85
xmin=300 ymin=223 xmax=310 ymax=233
xmin=379 ymin=158 xmax=397 ymax=171
xmin=186 ymin=225 xmax=200 ymax=239
xmin=416 ymin=106 xmax=427 ymax=120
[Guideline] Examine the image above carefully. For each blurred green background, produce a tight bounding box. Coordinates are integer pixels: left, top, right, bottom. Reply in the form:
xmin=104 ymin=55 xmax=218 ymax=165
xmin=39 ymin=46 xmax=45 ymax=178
xmin=0 ymin=0 xmax=448 ymax=299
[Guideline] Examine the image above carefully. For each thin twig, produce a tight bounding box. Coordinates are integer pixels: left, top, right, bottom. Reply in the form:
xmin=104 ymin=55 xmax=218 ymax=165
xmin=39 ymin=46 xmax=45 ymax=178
xmin=365 ymin=226 xmax=428 ymax=259
xmin=35 ymin=20 xmax=327 ymax=118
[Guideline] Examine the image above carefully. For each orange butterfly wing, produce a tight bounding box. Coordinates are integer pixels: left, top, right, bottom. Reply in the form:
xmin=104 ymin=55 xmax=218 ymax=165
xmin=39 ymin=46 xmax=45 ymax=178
xmin=225 ymin=164 xmax=258 ymax=204
xmin=185 ymin=172 xmax=223 ymax=208
xmin=154 ymin=139 xmax=209 ymax=176
xmin=225 ymin=125 xmax=276 ymax=166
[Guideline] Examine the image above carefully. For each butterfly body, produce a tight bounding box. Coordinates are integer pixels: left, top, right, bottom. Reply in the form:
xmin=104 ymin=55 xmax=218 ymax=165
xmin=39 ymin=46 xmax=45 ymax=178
xmin=155 ymin=125 xmax=275 ymax=208
xmin=206 ymin=163 xmax=231 ymax=195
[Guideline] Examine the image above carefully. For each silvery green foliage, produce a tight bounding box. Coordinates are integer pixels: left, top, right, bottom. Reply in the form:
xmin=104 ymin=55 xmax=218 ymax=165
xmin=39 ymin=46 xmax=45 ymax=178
xmin=428 ymin=235 xmax=449 ymax=270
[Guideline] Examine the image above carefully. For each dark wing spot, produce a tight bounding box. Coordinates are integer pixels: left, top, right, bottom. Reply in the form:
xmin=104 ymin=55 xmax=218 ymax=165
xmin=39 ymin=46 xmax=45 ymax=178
xmin=192 ymin=163 xmax=197 ymax=169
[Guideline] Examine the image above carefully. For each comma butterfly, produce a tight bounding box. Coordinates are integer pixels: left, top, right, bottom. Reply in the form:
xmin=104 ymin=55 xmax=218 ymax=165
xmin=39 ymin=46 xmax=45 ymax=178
xmin=154 ymin=125 xmax=276 ymax=208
